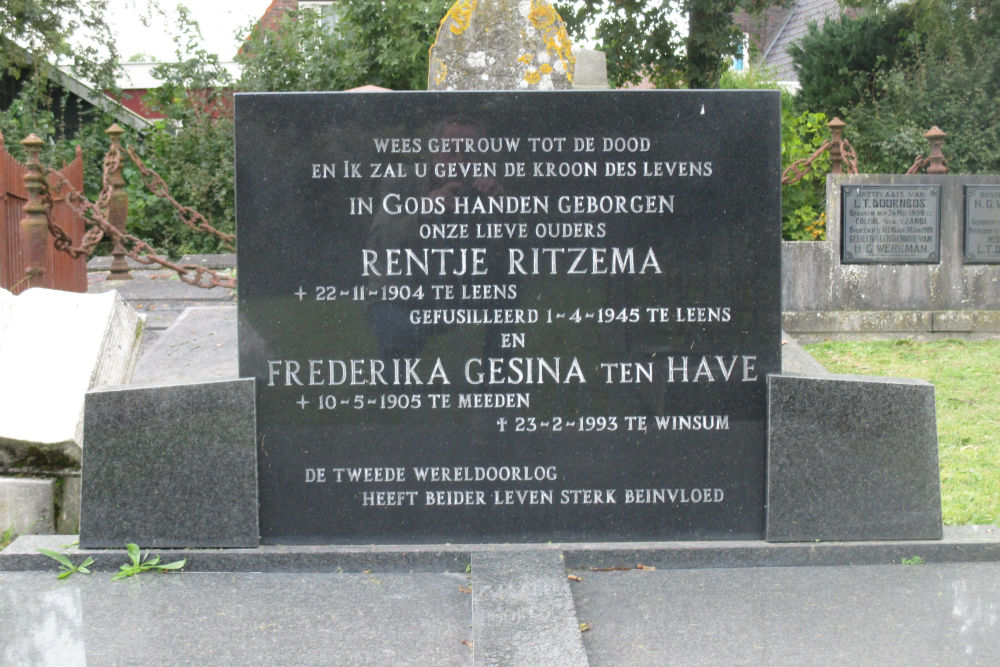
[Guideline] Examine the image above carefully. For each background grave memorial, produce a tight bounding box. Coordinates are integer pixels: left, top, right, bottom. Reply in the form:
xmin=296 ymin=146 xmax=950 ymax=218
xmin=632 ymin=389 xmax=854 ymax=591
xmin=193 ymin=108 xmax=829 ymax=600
xmin=236 ymin=90 xmax=781 ymax=544
xmin=783 ymin=174 xmax=1000 ymax=340
xmin=841 ymin=184 xmax=941 ymax=263
xmin=965 ymin=185 xmax=1000 ymax=263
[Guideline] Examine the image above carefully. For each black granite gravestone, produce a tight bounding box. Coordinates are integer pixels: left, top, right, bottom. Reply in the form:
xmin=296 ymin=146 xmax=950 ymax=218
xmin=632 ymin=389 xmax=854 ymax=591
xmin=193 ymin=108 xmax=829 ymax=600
xmin=235 ymin=91 xmax=781 ymax=543
xmin=965 ymin=185 xmax=1000 ymax=263
xmin=842 ymin=184 xmax=941 ymax=263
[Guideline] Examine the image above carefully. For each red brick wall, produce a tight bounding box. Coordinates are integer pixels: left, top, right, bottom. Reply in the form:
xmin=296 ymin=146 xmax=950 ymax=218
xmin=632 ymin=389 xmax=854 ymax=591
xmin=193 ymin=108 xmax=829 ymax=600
xmin=257 ymin=0 xmax=299 ymax=33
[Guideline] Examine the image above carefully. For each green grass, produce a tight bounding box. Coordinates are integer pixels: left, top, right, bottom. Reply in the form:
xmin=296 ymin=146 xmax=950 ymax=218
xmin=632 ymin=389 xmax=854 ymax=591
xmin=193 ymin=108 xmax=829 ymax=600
xmin=0 ymin=525 xmax=15 ymax=551
xmin=806 ymin=339 xmax=1000 ymax=526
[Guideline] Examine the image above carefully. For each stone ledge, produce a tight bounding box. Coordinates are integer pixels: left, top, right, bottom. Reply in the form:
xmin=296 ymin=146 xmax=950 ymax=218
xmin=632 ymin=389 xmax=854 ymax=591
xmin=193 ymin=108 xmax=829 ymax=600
xmin=932 ymin=310 xmax=1000 ymax=332
xmin=4 ymin=526 xmax=997 ymax=572
xmin=784 ymin=310 xmax=1000 ymax=339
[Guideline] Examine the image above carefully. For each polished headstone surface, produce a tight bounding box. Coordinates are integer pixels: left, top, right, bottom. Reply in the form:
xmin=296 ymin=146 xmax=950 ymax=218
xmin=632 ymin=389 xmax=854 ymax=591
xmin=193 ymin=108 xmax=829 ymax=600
xmin=767 ymin=374 xmax=943 ymax=542
xmin=80 ymin=379 xmax=258 ymax=548
xmin=236 ymin=90 xmax=782 ymax=544
xmin=2 ymin=557 xmax=998 ymax=666
xmin=572 ymin=562 xmax=1000 ymax=667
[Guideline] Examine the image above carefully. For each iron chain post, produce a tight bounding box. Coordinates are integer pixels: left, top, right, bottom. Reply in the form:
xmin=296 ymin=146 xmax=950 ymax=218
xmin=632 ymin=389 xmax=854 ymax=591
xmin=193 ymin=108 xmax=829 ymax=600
xmin=924 ymin=126 xmax=948 ymax=175
xmin=18 ymin=133 xmax=50 ymax=290
xmin=827 ymin=117 xmax=846 ymax=175
xmin=105 ymin=124 xmax=132 ymax=280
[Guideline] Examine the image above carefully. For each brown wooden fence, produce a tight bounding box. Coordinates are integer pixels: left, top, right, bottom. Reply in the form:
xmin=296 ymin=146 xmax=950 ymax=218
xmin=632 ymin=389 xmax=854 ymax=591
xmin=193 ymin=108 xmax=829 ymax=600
xmin=0 ymin=132 xmax=87 ymax=294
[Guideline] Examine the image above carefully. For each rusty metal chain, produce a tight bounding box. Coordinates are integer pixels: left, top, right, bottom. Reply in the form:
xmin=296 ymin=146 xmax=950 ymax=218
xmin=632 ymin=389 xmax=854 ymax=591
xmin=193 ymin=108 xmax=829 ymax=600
xmin=125 ymin=146 xmax=236 ymax=251
xmin=39 ymin=172 xmax=104 ymax=259
xmin=840 ymin=136 xmax=859 ymax=175
xmin=906 ymin=156 xmax=931 ymax=175
xmin=781 ymin=135 xmax=860 ymax=186
xmin=44 ymin=166 xmax=236 ymax=289
xmin=781 ymin=139 xmax=835 ymax=185
xmin=95 ymin=145 xmax=120 ymax=214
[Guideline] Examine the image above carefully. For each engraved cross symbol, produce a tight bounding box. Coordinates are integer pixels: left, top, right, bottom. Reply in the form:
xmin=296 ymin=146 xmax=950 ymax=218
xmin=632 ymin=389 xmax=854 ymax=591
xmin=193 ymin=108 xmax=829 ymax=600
xmin=296 ymin=395 xmax=309 ymax=410
xmin=294 ymin=286 xmax=307 ymax=301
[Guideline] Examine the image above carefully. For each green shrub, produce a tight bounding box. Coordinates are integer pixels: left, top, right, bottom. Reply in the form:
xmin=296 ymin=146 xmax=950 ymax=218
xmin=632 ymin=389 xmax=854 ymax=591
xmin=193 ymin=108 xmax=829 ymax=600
xmin=122 ymin=115 xmax=235 ymax=257
xmin=781 ymin=107 xmax=830 ymax=240
xmin=789 ymin=7 xmax=917 ymax=118
xmin=845 ymin=45 xmax=1000 ymax=174
xmin=720 ymin=67 xmax=830 ymax=240
xmin=793 ymin=0 xmax=1000 ymax=174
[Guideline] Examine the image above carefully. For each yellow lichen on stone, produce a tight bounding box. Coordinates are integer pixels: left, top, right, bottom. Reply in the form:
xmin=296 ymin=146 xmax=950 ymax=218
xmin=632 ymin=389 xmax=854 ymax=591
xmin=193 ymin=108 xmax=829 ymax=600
xmin=518 ymin=53 xmax=534 ymax=65
xmin=539 ymin=63 xmax=553 ymax=75
xmin=434 ymin=60 xmax=449 ymax=86
xmin=428 ymin=0 xmax=478 ymax=60
xmin=446 ymin=0 xmax=478 ymax=35
xmin=529 ymin=0 xmax=575 ymax=82
xmin=524 ymin=69 xmax=542 ymax=85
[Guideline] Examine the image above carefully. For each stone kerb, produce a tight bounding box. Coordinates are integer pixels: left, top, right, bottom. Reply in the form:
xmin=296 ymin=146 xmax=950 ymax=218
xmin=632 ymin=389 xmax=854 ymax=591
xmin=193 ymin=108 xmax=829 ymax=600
xmin=78 ymin=307 xmax=253 ymax=548
xmin=782 ymin=173 xmax=1000 ymax=340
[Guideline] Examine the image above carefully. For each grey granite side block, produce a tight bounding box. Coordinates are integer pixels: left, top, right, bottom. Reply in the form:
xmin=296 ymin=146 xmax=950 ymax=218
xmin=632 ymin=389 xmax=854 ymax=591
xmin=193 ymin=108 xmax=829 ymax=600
xmin=767 ymin=374 xmax=943 ymax=542
xmin=80 ymin=378 xmax=258 ymax=548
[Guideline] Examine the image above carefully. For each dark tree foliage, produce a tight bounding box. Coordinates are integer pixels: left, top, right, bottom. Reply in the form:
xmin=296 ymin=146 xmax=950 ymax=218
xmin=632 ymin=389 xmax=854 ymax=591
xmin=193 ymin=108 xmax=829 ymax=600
xmin=557 ymin=0 xmax=778 ymax=88
xmin=558 ymin=1 xmax=683 ymax=88
xmin=127 ymin=7 xmax=236 ymax=256
xmin=793 ymin=0 xmax=1000 ymax=173
xmin=0 ymin=0 xmax=123 ymax=193
xmin=0 ymin=0 xmax=118 ymax=87
xmin=134 ymin=1 xmax=455 ymax=255
xmin=238 ymin=0 xmax=452 ymax=92
xmin=685 ymin=0 xmax=744 ymax=88
xmin=788 ymin=6 xmax=916 ymax=117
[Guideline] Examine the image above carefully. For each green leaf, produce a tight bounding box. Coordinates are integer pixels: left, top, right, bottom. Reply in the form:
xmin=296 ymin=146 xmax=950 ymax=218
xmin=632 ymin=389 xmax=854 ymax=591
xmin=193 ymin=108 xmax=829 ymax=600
xmin=157 ymin=559 xmax=187 ymax=571
xmin=126 ymin=542 xmax=141 ymax=565
xmin=38 ymin=548 xmax=73 ymax=569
